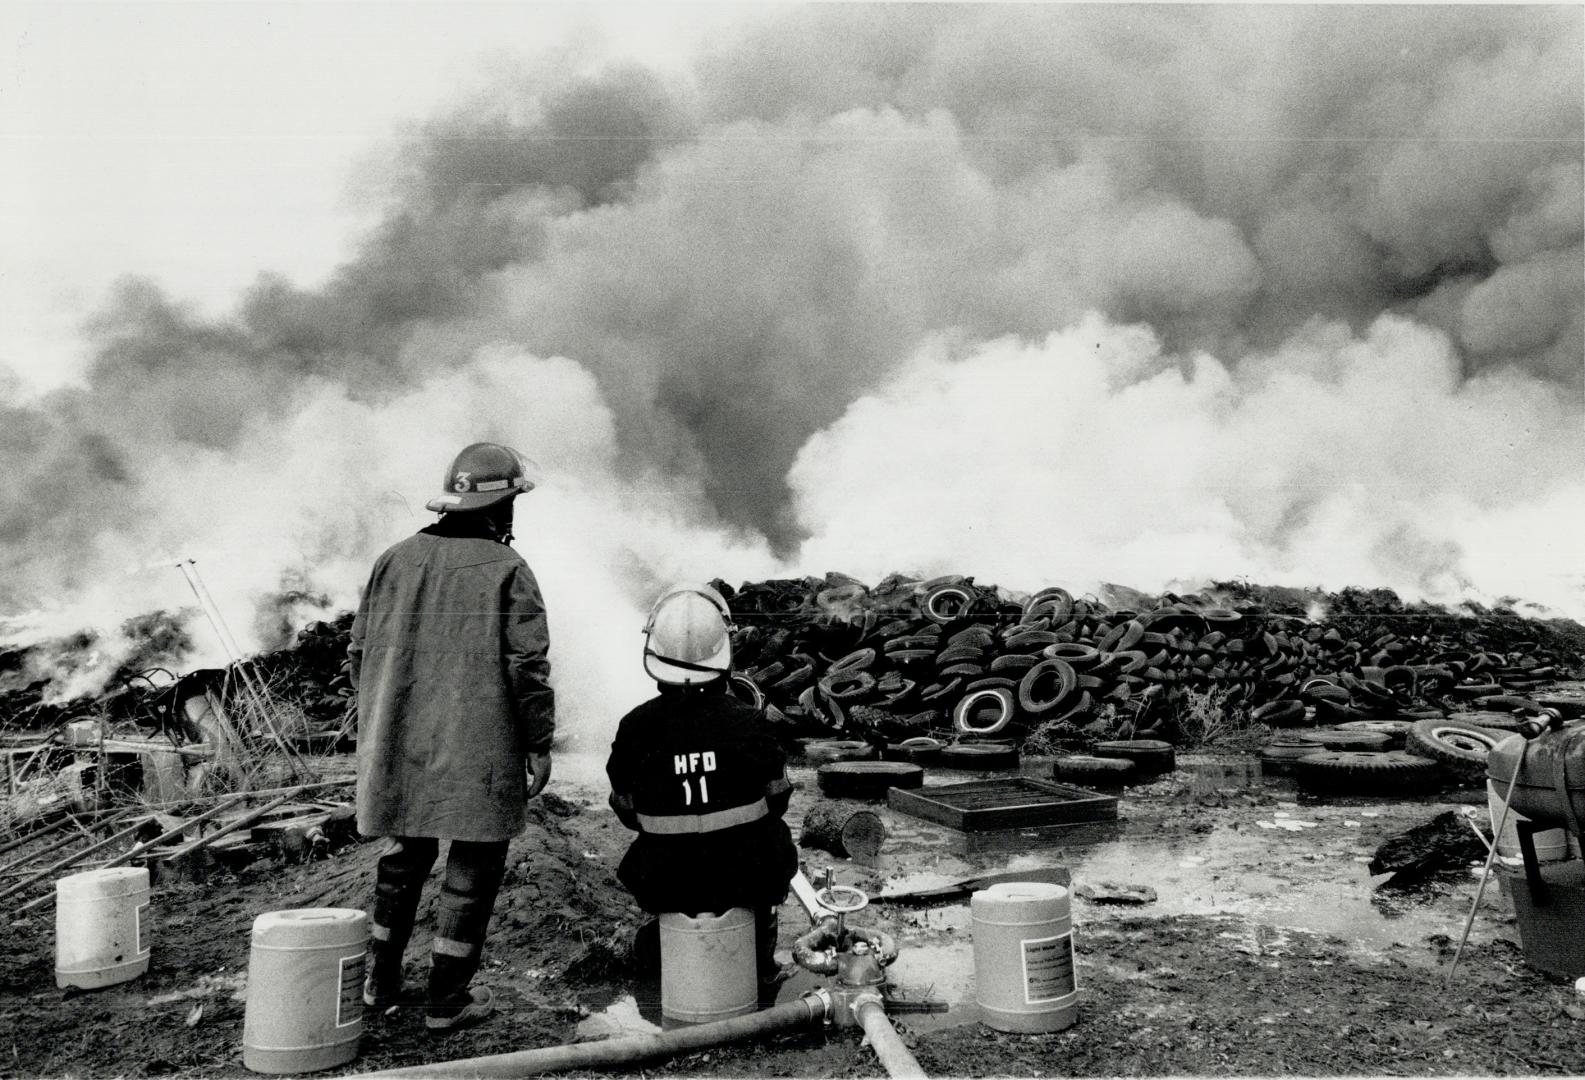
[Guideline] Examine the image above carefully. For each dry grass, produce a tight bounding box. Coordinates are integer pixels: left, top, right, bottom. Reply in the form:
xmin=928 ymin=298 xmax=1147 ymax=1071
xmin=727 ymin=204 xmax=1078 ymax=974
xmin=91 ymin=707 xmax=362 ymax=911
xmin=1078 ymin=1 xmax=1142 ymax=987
xmin=1173 ymin=686 xmax=1266 ymax=751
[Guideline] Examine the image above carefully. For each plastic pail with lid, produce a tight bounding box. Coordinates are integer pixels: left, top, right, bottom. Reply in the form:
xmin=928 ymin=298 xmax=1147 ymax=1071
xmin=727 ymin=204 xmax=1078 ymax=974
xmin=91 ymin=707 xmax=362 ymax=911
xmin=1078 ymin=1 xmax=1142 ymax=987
xmin=55 ymin=866 xmax=151 ymax=989
xmin=242 ymin=908 xmax=367 ymax=1074
xmin=659 ymin=908 xmax=757 ymax=1023
xmin=1487 ymin=780 xmax=1570 ymax=862
xmin=972 ymin=881 xmax=1078 ymax=1033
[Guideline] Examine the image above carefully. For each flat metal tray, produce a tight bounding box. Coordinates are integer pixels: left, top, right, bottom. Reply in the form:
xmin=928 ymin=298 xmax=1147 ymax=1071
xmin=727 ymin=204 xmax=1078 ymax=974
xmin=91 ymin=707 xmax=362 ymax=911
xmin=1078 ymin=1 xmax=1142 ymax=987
xmin=887 ymin=776 xmax=1119 ymax=832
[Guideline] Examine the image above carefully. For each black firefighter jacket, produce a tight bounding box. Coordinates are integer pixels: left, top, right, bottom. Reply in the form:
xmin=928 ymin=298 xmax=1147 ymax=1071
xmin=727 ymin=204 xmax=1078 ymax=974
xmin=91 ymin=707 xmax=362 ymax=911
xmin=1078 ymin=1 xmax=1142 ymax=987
xmin=606 ymin=681 xmax=796 ymax=915
xmin=349 ymin=518 xmax=555 ymax=842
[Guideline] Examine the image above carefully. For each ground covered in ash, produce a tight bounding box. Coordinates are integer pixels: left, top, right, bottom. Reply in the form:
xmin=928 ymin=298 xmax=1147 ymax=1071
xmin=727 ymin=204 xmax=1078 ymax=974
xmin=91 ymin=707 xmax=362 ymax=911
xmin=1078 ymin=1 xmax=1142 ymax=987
xmin=6 ymin=750 xmax=1585 ymax=1079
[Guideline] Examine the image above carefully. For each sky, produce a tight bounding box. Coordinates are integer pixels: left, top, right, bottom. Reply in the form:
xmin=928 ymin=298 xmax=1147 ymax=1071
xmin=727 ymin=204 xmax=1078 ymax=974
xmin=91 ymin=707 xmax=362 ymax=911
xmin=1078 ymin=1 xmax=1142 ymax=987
xmin=0 ymin=1 xmax=740 ymax=389
xmin=0 ymin=2 xmax=1581 ymax=734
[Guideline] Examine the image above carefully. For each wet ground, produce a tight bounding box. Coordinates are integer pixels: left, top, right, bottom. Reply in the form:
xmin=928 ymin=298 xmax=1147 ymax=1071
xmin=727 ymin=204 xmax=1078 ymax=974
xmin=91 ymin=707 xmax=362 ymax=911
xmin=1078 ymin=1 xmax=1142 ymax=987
xmin=6 ymin=744 xmax=1585 ymax=1077
xmin=569 ymin=748 xmax=1533 ymax=1039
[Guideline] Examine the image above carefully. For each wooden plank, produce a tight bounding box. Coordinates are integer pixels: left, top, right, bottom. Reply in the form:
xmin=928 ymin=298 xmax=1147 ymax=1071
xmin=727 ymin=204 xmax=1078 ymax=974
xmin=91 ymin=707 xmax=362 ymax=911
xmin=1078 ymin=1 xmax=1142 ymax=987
xmin=888 ymin=777 xmax=1117 ymax=832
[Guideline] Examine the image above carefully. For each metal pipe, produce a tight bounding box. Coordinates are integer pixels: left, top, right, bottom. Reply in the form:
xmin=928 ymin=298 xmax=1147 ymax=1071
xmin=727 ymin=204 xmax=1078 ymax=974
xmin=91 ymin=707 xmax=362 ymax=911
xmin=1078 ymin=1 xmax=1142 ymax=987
xmin=0 ymin=808 xmax=132 ymax=875
xmin=0 ymin=815 xmax=155 ymax=903
xmin=1447 ymin=737 xmax=1528 ymax=985
xmin=854 ymin=994 xmax=929 ymax=1080
xmin=176 ymin=560 xmax=306 ymax=771
xmin=0 ymin=807 xmax=121 ymax=863
xmin=789 ymin=870 xmax=840 ymax=922
xmin=13 ymin=792 xmax=250 ymax=913
xmin=353 ymin=992 xmax=830 ymax=1078
xmin=155 ymin=791 xmax=296 ymax=863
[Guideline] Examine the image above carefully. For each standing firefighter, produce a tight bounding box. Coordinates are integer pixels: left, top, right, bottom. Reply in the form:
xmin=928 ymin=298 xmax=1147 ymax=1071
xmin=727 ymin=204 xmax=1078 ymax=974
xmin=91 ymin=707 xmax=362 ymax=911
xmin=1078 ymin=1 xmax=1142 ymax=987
xmin=605 ymin=584 xmax=797 ymax=1000
xmin=348 ymin=442 xmax=555 ymax=1033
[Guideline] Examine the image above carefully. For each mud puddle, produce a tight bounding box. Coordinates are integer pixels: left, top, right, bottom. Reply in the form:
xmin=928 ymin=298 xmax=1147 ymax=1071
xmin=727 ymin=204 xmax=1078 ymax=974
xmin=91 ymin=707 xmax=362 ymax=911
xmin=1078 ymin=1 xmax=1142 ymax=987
xmin=560 ymin=751 xmax=1523 ymax=1042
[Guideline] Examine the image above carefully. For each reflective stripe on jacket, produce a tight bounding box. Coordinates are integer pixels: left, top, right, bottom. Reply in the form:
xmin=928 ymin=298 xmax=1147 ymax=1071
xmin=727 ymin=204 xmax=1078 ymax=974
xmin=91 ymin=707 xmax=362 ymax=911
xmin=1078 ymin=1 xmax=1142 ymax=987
xmin=606 ymin=681 xmax=796 ymax=915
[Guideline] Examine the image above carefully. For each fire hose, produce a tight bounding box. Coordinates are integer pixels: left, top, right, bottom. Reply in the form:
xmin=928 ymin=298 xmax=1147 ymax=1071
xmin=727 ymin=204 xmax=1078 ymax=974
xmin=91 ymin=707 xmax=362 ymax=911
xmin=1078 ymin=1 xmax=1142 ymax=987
xmin=352 ymin=871 xmax=928 ymax=1080
xmin=355 ymin=992 xmax=830 ymax=1078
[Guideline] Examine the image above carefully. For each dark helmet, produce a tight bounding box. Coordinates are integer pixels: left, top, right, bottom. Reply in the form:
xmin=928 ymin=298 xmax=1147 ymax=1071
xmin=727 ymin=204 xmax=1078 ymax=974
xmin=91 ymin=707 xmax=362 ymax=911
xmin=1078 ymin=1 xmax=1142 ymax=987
xmin=424 ymin=442 xmax=538 ymax=513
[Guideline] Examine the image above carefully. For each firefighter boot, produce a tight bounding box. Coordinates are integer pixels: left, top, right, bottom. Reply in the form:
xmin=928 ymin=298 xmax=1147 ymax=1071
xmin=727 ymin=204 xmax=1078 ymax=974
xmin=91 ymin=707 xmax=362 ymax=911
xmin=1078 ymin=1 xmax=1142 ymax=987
xmin=366 ymin=837 xmax=438 ymax=1010
xmin=425 ymin=839 xmax=508 ymax=1032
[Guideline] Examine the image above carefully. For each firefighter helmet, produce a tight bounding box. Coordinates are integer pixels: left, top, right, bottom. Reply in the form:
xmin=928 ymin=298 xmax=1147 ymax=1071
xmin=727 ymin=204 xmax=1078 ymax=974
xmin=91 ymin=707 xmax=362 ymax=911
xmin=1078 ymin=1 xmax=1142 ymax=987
xmin=425 ymin=442 xmax=538 ymax=513
xmin=643 ymin=584 xmax=734 ymax=685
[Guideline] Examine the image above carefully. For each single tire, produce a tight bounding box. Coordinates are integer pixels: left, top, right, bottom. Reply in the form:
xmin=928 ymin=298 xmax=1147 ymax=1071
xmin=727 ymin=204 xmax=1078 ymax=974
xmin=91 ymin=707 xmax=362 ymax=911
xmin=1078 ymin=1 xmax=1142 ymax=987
xmin=1051 ymin=755 xmax=1137 ymax=787
xmin=820 ymin=670 xmax=877 ymax=701
xmin=1098 ymin=619 xmax=1146 ymax=654
xmin=1005 ymin=629 xmax=1061 ymax=652
xmin=886 ymin=736 xmax=945 ymax=765
xmin=937 ymin=742 xmax=1020 ymax=770
xmin=1051 ymin=690 xmax=1095 ymax=726
xmin=885 ymin=634 xmax=939 ymax=653
xmin=953 ymin=687 xmax=1016 ymax=736
xmin=935 ymin=643 xmax=986 ymax=667
xmin=1259 ymin=739 xmax=1316 ymax=776
xmin=939 ymin=662 xmax=987 ymax=680
xmin=727 ymin=672 xmax=766 ymax=711
xmin=1043 ymin=642 xmax=1101 ymax=669
xmin=1381 ymin=665 xmax=1417 ymax=694
xmin=803 ymin=739 xmax=879 ymax=765
xmin=888 ymin=648 xmax=936 ymax=666
xmin=918 ymin=678 xmax=964 ymax=705
xmin=963 ymin=676 xmax=1019 ymax=694
xmin=1405 ymin=719 xmax=1506 ymax=778
xmin=1336 ymin=719 xmax=1412 ymax=750
xmin=1295 ymin=728 xmax=1392 ymax=753
xmin=1315 ymin=698 xmax=1376 ymax=725
xmin=989 ymin=653 xmax=1041 ymax=674
xmin=1293 ymin=751 xmax=1445 ymax=796
xmin=1252 ymin=700 xmax=1306 ymax=727
xmin=1533 ymin=694 xmax=1585 ymax=720
xmin=1018 ymin=657 xmax=1078 ymax=716
xmin=923 ymin=584 xmax=976 ymax=624
xmin=818 ymin=761 xmax=925 ymax=799
xmin=1091 ymin=739 xmax=1175 ymax=777
xmin=948 ymin=625 xmax=997 ymax=650
xmin=1023 ymin=587 xmax=1075 ymax=623
xmin=829 ymin=648 xmax=878 ymax=675
xmin=1476 ymin=694 xmax=1544 ymax=715
xmin=773 ymin=662 xmax=817 ymax=694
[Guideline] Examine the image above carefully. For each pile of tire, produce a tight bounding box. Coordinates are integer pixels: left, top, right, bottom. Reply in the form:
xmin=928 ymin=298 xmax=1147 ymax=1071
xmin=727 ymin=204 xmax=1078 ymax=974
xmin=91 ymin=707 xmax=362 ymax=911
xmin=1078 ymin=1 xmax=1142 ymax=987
xmin=719 ymin=572 xmax=1584 ymax=760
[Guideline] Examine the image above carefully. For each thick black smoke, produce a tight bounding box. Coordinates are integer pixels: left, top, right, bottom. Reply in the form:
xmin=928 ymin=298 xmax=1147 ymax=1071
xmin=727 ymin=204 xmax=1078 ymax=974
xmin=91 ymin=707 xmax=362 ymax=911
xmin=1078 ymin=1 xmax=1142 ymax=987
xmin=0 ymin=5 xmax=1579 ymax=639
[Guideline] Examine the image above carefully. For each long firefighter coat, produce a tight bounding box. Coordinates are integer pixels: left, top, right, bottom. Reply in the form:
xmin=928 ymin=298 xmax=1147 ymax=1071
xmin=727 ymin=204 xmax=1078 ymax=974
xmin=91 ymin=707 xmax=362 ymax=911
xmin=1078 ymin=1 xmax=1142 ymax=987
xmin=606 ymin=681 xmax=797 ymax=915
xmin=348 ymin=525 xmax=555 ymax=842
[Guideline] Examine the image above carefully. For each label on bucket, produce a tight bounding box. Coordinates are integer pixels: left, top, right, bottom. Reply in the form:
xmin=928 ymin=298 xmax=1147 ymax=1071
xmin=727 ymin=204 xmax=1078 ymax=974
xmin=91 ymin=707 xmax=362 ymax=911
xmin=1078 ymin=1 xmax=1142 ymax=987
xmin=336 ymin=953 xmax=364 ymax=1028
xmin=1021 ymin=932 xmax=1077 ymax=1004
xmin=136 ymin=902 xmax=150 ymax=957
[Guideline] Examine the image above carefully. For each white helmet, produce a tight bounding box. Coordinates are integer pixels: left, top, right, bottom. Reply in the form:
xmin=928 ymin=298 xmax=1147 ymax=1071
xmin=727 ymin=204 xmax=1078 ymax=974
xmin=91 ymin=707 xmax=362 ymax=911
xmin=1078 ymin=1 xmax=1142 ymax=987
xmin=643 ymin=584 xmax=734 ymax=685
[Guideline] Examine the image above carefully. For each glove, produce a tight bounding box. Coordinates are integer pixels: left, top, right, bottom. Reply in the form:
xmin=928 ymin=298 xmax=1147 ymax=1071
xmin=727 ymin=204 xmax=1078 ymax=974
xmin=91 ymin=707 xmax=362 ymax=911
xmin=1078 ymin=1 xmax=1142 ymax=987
xmin=526 ymin=751 xmax=553 ymax=798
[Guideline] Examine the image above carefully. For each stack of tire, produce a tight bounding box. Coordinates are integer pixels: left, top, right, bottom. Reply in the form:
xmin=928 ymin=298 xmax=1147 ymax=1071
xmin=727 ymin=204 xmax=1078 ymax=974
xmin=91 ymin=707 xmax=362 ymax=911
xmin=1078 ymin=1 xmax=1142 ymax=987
xmin=718 ymin=573 xmax=1584 ymax=765
xmin=1268 ymin=713 xmax=1535 ymax=797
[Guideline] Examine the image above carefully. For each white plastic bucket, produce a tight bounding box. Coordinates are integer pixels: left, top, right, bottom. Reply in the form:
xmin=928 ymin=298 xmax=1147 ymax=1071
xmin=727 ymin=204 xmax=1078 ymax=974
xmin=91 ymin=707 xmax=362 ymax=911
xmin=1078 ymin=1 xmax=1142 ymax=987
xmin=972 ymin=881 xmax=1078 ymax=1033
xmin=1488 ymin=780 xmax=1570 ymax=862
xmin=242 ymin=908 xmax=367 ymax=1074
xmin=658 ymin=908 xmax=757 ymax=1023
xmin=55 ymin=866 xmax=151 ymax=989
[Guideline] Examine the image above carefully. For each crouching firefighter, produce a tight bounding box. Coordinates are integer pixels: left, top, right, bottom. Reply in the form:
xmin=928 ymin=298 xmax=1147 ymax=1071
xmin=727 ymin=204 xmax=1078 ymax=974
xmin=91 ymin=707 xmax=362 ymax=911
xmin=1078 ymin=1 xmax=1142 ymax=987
xmin=348 ymin=442 xmax=555 ymax=1034
xmin=606 ymin=584 xmax=797 ymax=1003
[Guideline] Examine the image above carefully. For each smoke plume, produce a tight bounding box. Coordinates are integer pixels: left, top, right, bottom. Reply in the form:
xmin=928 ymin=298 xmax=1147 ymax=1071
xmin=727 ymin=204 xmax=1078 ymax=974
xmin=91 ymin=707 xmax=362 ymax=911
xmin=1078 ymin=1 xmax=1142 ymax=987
xmin=1 ymin=6 xmax=1580 ymax=731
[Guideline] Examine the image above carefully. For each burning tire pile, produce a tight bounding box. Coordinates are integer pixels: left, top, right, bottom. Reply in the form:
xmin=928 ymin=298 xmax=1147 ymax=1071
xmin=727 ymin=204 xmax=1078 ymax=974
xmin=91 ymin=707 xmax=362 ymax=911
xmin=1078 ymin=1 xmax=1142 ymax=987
xmin=714 ymin=573 xmax=1585 ymax=790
